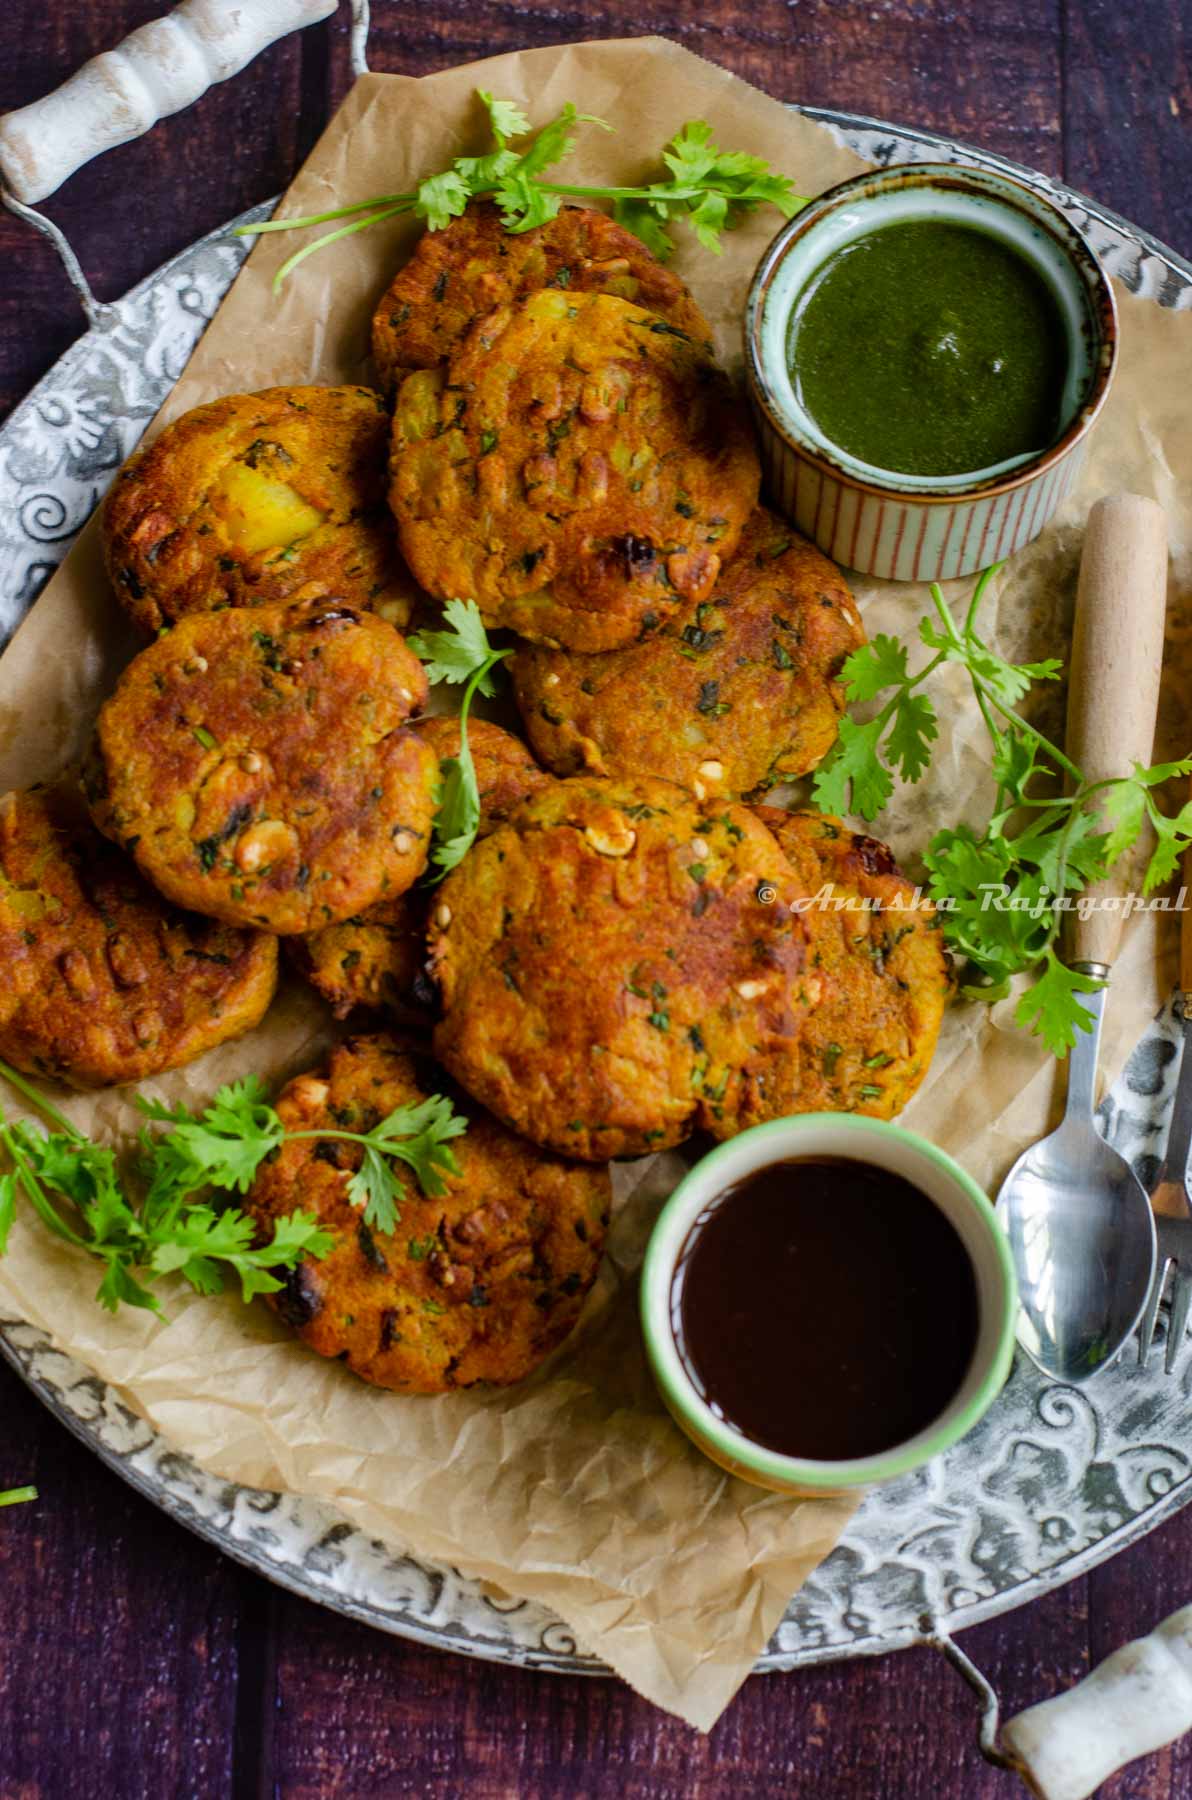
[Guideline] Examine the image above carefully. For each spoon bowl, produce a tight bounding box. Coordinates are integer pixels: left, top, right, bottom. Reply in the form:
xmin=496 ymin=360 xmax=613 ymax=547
xmin=997 ymin=995 xmax=1156 ymax=1382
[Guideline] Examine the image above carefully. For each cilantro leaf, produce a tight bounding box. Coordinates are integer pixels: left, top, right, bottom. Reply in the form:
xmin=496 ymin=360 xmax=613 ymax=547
xmin=1029 ymin=809 xmax=1108 ymax=894
xmin=347 ymin=1147 xmax=405 ymax=1236
xmin=687 ymin=189 xmax=729 ymax=253
xmin=1013 ymin=954 xmax=1103 ymax=1057
xmin=149 ymin=1206 xmax=333 ymax=1303
xmin=139 ymin=1075 xmax=285 ymax=1207
xmin=494 ymin=168 xmax=565 ymax=234
xmin=1144 ymin=826 xmax=1186 ymax=894
xmin=289 ymin=1094 xmax=468 ymax=1235
xmin=95 ymin=1256 xmax=161 ymax=1315
xmin=661 ymin=118 xmax=717 ymax=184
xmin=1135 ymin=758 xmax=1192 ymax=788
xmin=990 ymin=728 xmax=1042 ymax=798
xmin=342 ymin=1097 xmax=465 ymax=1231
xmin=886 ymin=691 xmax=938 ymax=784
xmin=453 ymin=147 xmax=520 ymax=192
xmin=408 ymin=599 xmax=506 ymax=695
xmin=339 ymin=1098 xmax=465 ymax=1235
xmin=479 ymin=90 xmax=532 ymax=145
xmin=413 ymin=169 xmax=471 ymax=231
xmin=428 ymin=748 xmax=482 ymax=878
xmin=1142 ymin=793 xmax=1192 ymax=894
xmin=1101 ymin=778 xmax=1148 ymax=868
xmin=921 ymin=614 xmax=1062 ymax=709
xmin=371 ymin=1096 xmax=467 ymax=1198
xmin=611 ymin=197 xmax=675 ymax=260
xmin=410 ymin=600 xmax=514 ymax=876
xmin=811 ymin=716 xmax=893 ymax=822
xmin=516 ymin=102 xmax=585 ymax=177
xmin=839 ymin=634 xmax=911 ymax=704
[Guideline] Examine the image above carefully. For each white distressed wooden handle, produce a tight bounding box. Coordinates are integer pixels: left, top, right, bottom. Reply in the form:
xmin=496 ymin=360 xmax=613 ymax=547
xmin=1001 ymin=1603 xmax=1192 ymax=1799
xmin=0 ymin=0 xmax=339 ymax=204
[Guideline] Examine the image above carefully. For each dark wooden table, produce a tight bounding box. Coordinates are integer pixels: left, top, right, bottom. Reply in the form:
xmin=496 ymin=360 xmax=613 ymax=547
xmin=2 ymin=4 xmax=1191 ymax=1795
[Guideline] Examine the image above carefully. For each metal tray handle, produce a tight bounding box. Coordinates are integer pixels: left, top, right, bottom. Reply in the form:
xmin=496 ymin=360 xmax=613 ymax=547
xmin=932 ymin=1604 xmax=1192 ymax=1798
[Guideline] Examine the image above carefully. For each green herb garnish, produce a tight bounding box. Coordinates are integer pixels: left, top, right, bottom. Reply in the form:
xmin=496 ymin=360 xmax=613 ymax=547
xmin=0 ymin=1059 xmax=467 ymax=1311
xmin=408 ymin=599 xmax=513 ymax=878
xmin=235 ymin=92 xmax=805 ymax=290
xmin=0 ymin=1486 xmax=36 ymax=1508
xmin=811 ymin=566 xmax=1192 ymax=1056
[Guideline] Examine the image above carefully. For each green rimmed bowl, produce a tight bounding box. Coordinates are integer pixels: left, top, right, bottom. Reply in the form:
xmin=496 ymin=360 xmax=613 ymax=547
xmin=641 ymin=1114 xmax=1018 ymax=1495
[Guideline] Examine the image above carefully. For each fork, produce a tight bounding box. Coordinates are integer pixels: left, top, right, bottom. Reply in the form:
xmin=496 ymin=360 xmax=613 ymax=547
xmin=1138 ymin=1195 xmax=1192 ymax=1371
xmin=1139 ymin=866 xmax=1192 ymax=1368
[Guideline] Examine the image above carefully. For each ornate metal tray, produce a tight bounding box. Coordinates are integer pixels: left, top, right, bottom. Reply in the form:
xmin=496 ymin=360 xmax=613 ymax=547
xmin=2 ymin=108 xmax=1191 ymax=1678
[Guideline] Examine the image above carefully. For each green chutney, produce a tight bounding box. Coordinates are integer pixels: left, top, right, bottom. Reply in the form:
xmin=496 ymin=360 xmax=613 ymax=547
xmin=786 ymin=220 xmax=1070 ymax=477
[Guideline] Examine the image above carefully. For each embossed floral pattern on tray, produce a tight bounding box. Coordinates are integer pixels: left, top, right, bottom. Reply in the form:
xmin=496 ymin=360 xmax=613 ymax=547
xmin=2 ymin=120 xmax=1191 ymax=1676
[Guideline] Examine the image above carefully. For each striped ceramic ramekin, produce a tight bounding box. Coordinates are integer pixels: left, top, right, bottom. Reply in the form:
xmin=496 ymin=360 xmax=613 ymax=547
xmin=745 ymin=164 xmax=1118 ymax=583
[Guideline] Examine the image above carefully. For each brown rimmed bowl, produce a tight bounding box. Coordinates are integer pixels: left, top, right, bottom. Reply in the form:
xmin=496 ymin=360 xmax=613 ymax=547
xmin=745 ymin=163 xmax=1119 ymax=581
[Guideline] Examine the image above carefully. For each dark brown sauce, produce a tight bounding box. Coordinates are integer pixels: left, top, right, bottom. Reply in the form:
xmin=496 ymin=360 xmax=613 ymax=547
xmin=675 ymin=1157 xmax=979 ymax=1461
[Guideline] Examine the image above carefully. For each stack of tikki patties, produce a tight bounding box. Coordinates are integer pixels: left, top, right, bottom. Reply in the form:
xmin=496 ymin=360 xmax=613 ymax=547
xmin=380 ymin=203 xmax=951 ymax=1154
xmin=0 ymin=201 xmax=950 ymax=1397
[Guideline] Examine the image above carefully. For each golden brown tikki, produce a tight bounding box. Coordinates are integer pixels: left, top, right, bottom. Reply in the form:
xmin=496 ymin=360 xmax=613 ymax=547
xmin=371 ymin=201 xmax=712 ymax=390
xmin=103 ymin=385 xmax=420 ymax=634
xmin=0 ymin=786 xmax=277 ymax=1088
xmin=290 ymin=720 xmax=548 ymax=1018
xmin=741 ymin=808 xmax=952 ymax=1123
xmin=512 ymin=510 xmax=865 ymax=798
xmin=429 ymin=777 xmax=817 ymax=1161
xmin=85 ymin=598 xmax=438 ymax=936
xmin=245 ymin=1036 xmax=610 ymax=1391
xmin=390 ymin=290 xmax=760 ymax=652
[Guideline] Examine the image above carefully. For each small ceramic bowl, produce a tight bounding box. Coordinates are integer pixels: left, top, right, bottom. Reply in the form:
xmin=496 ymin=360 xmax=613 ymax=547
xmin=745 ymin=163 xmax=1118 ymax=582
xmin=640 ymin=1114 xmax=1017 ymax=1495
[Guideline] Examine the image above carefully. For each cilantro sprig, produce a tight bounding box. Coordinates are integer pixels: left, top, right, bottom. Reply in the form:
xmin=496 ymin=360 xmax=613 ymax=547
xmin=235 ymin=91 xmax=805 ymax=290
xmin=409 ymin=600 xmax=512 ymax=878
xmin=0 ymin=1058 xmax=467 ymax=1313
xmin=811 ymin=568 xmax=1192 ymax=1056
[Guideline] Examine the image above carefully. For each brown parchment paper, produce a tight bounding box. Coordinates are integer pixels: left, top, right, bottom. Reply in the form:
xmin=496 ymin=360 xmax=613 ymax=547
xmin=1 ymin=36 xmax=1191 ymax=1730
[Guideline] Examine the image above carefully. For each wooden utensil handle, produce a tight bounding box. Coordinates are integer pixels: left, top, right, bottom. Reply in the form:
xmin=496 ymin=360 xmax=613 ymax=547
xmin=1065 ymin=493 xmax=1168 ymax=970
xmin=0 ymin=0 xmax=338 ymax=205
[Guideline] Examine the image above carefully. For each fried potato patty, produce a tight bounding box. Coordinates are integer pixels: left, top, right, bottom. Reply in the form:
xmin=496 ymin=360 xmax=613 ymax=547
xmin=87 ymin=598 xmax=437 ymax=935
xmin=740 ymin=808 xmax=951 ymax=1123
xmin=390 ymin=290 xmax=760 ymax=651
xmin=512 ymin=509 xmax=865 ymax=798
xmin=430 ymin=777 xmax=816 ymax=1160
xmin=246 ymin=1036 xmax=610 ymax=1391
xmin=371 ymin=202 xmax=712 ymax=390
xmin=0 ymin=787 xmax=276 ymax=1088
xmin=291 ymin=720 xmax=548 ymax=1018
xmin=103 ymin=386 xmax=419 ymax=634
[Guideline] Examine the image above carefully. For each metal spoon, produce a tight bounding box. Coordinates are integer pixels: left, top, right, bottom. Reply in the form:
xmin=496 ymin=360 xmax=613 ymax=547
xmin=997 ymin=493 xmax=1167 ymax=1383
